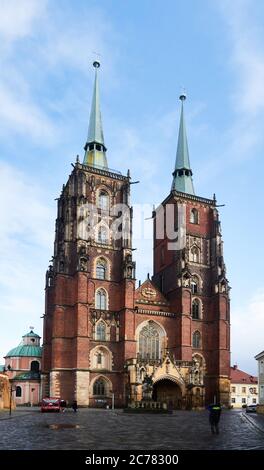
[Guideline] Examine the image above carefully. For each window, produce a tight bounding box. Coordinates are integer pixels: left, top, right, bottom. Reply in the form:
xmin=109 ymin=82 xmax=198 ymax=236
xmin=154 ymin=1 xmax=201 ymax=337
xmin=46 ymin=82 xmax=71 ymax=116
xmin=97 ymin=353 xmax=102 ymax=365
xmin=190 ymin=246 xmax=200 ymax=263
xmin=242 ymin=398 xmax=246 ymax=404
xmin=93 ymin=378 xmax=106 ymax=396
xmin=191 ymin=279 xmax=198 ymax=294
xmin=96 ymin=289 xmax=107 ymax=310
xmin=190 ymin=208 xmax=199 ymax=224
xmin=96 ymin=258 xmax=107 ymax=280
xmin=242 ymin=387 xmax=246 ymax=393
xmin=253 ymin=387 xmax=257 ymax=394
xmin=96 ymin=321 xmax=106 ymax=341
xmin=139 ymin=323 xmax=160 ymax=360
xmin=192 ymin=299 xmax=200 ymax=319
xmin=30 ymin=338 xmax=35 ymax=343
xmin=98 ymin=191 xmax=109 ymax=211
xmin=231 ymin=398 xmax=236 ymax=403
xmin=232 ymin=387 xmax=236 ymax=393
xmin=30 ymin=361 xmax=39 ymax=372
xmin=16 ymin=386 xmax=22 ymax=397
xmin=97 ymin=225 xmax=108 ymax=244
xmin=192 ymin=331 xmax=201 ymax=349
xmin=253 ymin=398 xmax=257 ymax=404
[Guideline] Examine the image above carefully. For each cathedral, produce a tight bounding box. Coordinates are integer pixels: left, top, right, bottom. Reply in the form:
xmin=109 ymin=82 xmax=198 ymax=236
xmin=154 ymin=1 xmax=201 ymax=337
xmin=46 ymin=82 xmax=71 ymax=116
xmin=42 ymin=62 xmax=231 ymax=409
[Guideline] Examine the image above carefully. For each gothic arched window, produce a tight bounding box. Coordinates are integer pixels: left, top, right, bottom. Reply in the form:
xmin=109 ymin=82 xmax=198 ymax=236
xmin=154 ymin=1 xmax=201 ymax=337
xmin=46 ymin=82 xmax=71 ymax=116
xmin=193 ymin=331 xmax=201 ymax=349
xmin=93 ymin=378 xmax=106 ymax=396
xmin=98 ymin=191 xmax=109 ymax=211
xmin=30 ymin=361 xmax=40 ymax=372
xmin=191 ymin=276 xmax=199 ymax=294
xmin=190 ymin=246 xmax=200 ymax=263
xmin=139 ymin=323 xmax=160 ymax=360
xmin=190 ymin=208 xmax=199 ymax=224
xmin=96 ymin=289 xmax=107 ymax=310
xmin=97 ymin=225 xmax=109 ymax=244
xmin=16 ymin=386 xmax=22 ymax=397
xmin=192 ymin=299 xmax=200 ymax=319
xmin=96 ymin=258 xmax=107 ymax=280
xmin=96 ymin=321 xmax=106 ymax=340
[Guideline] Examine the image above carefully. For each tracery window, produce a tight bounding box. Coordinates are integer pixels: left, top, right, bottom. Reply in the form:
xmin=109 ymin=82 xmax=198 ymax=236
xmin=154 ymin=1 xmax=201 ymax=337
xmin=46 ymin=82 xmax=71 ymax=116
xmin=96 ymin=289 xmax=107 ymax=310
xmin=192 ymin=331 xmax=201 ymax=349
xmin=96 ymin=258 xmax=107 ymax=279
xmin=139 ymin=323 xmax=160 ymax=360
xmin=93 ymin=378 xmax=106 ymax=396
xmin=96 ymin=321 xmax=106 ymax=340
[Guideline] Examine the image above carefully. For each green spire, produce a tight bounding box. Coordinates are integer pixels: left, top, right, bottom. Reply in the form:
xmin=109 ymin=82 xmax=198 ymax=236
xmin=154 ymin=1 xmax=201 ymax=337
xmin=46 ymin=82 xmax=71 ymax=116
xmin=171 ymin=94 xmax=195 ymax=195
xmin=83 ymin=61 xmax=108 ymax=169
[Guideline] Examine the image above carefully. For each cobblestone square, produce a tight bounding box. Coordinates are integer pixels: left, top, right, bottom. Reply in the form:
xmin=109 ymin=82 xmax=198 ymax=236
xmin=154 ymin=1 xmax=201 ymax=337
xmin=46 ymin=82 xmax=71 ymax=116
xmin=0 ymin=408 xmax=263 ymax=450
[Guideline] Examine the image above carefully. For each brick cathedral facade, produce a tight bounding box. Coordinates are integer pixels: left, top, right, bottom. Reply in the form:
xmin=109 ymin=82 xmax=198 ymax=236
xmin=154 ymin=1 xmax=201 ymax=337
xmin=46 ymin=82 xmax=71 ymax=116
xmin=42 ymin=63 xmax=230 ymax=408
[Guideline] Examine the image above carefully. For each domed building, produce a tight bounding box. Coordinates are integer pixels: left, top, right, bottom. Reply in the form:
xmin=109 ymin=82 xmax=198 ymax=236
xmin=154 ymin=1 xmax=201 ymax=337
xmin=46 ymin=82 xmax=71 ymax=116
xmin=3 ymin=329 xmax=42 ymax=405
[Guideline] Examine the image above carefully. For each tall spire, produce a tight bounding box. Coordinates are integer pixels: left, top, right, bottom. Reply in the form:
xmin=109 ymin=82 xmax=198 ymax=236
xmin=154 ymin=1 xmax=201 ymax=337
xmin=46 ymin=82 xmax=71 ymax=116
xmin=83 ymin=61 xmax=108 ymax=169
xmin=171 ymin=94 xmax=195 ymax=195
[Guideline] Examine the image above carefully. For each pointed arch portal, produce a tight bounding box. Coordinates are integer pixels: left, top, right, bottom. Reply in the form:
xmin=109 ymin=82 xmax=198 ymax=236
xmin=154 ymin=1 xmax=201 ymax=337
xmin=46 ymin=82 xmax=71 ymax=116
xmin=152 ymin=378 xmax=183 ymax=409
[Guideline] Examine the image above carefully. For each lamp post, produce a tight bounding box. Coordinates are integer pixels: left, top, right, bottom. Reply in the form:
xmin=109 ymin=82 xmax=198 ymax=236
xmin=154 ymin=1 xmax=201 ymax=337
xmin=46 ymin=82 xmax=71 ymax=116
xmin=9 ymin=384 xmax=16 ymax=417
xmin=31 ymin=388 xmax=35 ymax=407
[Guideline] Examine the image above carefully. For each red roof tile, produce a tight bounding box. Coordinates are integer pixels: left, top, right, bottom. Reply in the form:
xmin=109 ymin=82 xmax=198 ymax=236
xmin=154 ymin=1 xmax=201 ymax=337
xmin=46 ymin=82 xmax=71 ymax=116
xmin=230 ymin=366 xmax=257 ymax=384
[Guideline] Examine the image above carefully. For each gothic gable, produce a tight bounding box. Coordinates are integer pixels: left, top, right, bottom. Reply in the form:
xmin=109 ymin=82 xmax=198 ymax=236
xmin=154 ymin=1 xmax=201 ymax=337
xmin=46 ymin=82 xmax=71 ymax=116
xmin=135 ymin=279 xmax=169 ymax=307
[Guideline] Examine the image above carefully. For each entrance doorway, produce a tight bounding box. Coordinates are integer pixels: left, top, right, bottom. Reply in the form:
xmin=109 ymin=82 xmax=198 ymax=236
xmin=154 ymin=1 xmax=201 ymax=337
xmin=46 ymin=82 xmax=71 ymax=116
xmin=152 ymin=379 xmax=182 ymax=409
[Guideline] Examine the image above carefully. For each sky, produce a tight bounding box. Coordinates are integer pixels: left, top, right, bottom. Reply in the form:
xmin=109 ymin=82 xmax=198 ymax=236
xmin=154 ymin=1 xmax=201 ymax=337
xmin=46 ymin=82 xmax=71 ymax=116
xmin=0 ymin=0 xmax=263 ymax=375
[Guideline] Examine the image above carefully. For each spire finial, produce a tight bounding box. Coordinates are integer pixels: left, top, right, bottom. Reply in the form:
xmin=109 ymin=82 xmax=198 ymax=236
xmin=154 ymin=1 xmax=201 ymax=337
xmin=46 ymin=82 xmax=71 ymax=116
xmin=171 ymin=92 xmax=195 ymax=195
xmin=83 ymin=60 xmax=108 ymax=169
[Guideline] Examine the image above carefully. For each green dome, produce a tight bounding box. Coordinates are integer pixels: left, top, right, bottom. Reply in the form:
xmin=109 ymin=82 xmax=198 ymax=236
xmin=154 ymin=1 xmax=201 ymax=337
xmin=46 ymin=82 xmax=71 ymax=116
xmin=22 ymin=330 xmax=41 ymax=339
xmin=5 ymin=345 xmax=42 ymax=358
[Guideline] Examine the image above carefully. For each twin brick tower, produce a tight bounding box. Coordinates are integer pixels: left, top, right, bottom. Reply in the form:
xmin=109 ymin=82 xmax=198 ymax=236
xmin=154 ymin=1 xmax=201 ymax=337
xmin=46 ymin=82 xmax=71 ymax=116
xmin=42 ymin=62 xmax=231 ymax=408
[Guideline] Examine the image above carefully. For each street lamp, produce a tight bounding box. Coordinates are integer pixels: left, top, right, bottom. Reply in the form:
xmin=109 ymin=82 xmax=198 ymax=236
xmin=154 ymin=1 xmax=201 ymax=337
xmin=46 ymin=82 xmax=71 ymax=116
xmin=110 ymin=390 xmax=115 ymax=410
xmin=31 ymin=388 xmax=35 ymax=407
xmin=9 ymin=384 xmax=16 ymax=417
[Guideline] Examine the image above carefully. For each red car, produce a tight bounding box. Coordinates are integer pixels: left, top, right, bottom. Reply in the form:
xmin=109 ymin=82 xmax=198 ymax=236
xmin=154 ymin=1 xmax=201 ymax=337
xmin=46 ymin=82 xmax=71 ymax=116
xmin=41 ymin=397 xmax=61 ymax=412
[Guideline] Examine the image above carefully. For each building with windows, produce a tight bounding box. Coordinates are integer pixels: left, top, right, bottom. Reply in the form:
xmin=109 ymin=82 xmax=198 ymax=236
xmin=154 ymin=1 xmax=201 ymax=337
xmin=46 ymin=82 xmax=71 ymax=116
xmin=3 ymin=330 xmax=42 ymax=405
xmin=255 ymin=350 xmax=264 ymax=413
xmin=41 ymin=62 xmax=230 ymax=409
xmin=230 ymin=365 xmax=258 ymax=408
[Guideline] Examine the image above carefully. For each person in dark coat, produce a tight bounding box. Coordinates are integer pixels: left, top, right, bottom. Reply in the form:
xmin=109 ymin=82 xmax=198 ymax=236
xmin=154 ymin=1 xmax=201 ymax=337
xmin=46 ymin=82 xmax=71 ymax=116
xmin=72 ymin=400 xmax=78 ymax=412
xmin=207 ymin=403 xmax=222 ymax=434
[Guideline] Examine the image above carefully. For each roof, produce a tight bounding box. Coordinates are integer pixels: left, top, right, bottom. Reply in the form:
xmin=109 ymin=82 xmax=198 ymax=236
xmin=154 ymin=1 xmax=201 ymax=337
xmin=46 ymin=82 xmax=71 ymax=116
xmin=230 ymin=366 xmax=257 ymax=384
xmin=5 ymin=344 xmax=42 ymax=358
xmin=171 ymin=97 xmax=195 ymax=195
xmin=0 ymin=365 xmax=5 ymax=372
xmin=22 ymin=329 xmax=41 ymax=339
xmin=255 ymin=350 xmax=264 ymax=360
xmin=12 ymin=371 xmax=40 ymax=381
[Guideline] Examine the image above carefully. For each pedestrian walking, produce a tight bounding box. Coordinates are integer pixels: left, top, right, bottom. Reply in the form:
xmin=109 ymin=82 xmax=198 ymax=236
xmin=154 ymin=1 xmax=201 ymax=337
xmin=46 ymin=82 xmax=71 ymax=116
xmin=72 ymin=400 xmax=78 ymax=412
xmin=207 ymin=402 xmax=221 ymax=434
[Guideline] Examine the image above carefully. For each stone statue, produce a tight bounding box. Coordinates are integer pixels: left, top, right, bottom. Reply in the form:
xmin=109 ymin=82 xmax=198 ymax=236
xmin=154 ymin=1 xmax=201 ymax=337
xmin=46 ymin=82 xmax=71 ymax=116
xmin=142 ymin=374 xmax=153 ymax=401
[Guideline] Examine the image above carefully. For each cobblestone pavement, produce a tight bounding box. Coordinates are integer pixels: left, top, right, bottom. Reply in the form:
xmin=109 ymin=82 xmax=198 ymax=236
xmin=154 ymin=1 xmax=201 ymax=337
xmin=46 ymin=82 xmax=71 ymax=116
xmin=0 ymin=408 xmax=264 ymax=450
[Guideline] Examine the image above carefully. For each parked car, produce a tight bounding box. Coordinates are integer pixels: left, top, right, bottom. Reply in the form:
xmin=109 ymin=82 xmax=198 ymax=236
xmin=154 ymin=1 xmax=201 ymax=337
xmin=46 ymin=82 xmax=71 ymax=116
xmin=245 ymin=404 xmax=257 ymax=413
xmin=41 ymin=397 xmax=61 ymax=412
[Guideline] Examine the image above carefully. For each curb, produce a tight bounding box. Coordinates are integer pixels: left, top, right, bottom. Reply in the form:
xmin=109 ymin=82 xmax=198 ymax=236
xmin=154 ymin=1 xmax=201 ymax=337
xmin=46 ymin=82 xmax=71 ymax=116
xmin=242 ymin=412 xmax=264 ymax=435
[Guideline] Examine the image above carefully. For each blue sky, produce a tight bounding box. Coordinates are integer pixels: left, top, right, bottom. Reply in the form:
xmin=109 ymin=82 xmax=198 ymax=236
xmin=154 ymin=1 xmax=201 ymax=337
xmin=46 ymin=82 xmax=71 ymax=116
xmin=0 ymin=0 xmax=263 ymax=375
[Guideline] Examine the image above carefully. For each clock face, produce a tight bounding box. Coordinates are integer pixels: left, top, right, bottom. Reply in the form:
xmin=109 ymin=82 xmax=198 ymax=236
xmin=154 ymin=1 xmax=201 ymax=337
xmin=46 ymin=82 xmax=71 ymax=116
xmin=141 ymin=287 xmax=156 ymax=299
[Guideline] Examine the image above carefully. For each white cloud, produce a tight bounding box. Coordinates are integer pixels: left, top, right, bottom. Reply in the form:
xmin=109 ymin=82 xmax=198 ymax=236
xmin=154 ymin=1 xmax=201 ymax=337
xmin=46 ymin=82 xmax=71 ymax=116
xmin=0 ymin=0 xmax=47 ymax=41
xmin=0 ymin=162 xmax=54 ymax=361
xmin=232 ymin=290 xmax=264 ymax=375
xmin=0 ymin=82 xmax=56 ymax=141
xmin=218 ymin=0 xmax=264 ymax=115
